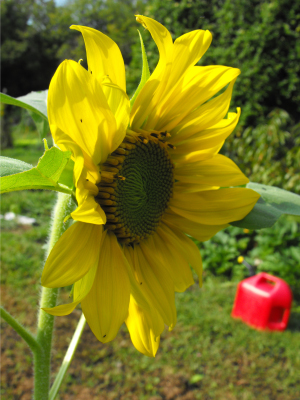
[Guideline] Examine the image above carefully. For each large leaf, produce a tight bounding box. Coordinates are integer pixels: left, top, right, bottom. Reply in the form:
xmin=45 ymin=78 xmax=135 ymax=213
xmin=0 ymin=157 xmax=33 ymax=177
xmin=231 ymin=183 xmax=300 ymax=229
xmin=0 ymin=91 xmax=49 ymax=136
xmin=0 ymin=147 xmax=72 ymax=194
xmin=130 ymin=30 xmax=150 ymax=110
xmin=27 ymin=110 xmax=50 ymax=137
xmin=1 ymin=91 xmax=48 ymax=119
xmin=248 ymin=182 xmax=300 ymax=216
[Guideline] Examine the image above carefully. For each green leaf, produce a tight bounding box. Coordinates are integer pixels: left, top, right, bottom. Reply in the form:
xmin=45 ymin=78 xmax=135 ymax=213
xmin=0 ymin=91 xmax=49 ymax=137
xmin=231 ymin=197 xmax=282 ymax=229
xmin=0 ymin=157 xmax=33 ymax=177
xmin=231 ymin=183 xmax=300 ymax=229
xmin=130 ymin=30 xmax=150 ymax=110
xmin=0 ymin=147 xmax=72 ymax=194
xmin=248 ymin=182 xmax=300 ymax=216
xmin=28 ymin=110 xmax=50 ymax=137
xmin=58 ymin=159 xmax=75 ymax=189
xmin=1 ymin=91 xmax=48 ymax=119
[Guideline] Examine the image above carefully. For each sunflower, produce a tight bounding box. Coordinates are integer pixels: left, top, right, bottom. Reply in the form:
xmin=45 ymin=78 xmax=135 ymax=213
xmin=41 ymin=15 xmax=260 ymax=356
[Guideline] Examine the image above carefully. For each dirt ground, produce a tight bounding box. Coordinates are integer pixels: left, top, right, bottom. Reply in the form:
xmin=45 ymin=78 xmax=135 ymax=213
xmin=1 ymin=285 xmax=200 ymax=400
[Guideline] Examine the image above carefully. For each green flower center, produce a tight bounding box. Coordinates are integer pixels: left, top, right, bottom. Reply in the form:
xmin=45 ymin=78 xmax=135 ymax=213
xmin=96 ymin=131 xmax=174 ymax=245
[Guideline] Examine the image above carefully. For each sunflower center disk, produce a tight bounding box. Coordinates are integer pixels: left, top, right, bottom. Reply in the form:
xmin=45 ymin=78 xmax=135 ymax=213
xmin=96 ymin=131 xmax=174 ymax=245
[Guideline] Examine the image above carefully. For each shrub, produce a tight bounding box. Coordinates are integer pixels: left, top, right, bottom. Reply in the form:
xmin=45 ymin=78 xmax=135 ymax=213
xmin=223 ymin=108 xmax=300 ymax=194
xmin=199 ymin=216 xmax=300 ymax=298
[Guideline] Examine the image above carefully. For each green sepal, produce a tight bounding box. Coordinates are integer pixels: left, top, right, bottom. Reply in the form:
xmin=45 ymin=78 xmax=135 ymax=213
xmin=1 ymin=91 xmax=49 ymax=136
xmin=58 ymin=158 xmax=75 ymax=189
xmin=130 ymin=30 xmax=150 ymax=110
xmin=231 ymin=182 xmax=300 ymax=229
xmin=0 ymin=147 xmax=73 ymax=194
xmin=43 ymin=138 xmax=49 ymax=150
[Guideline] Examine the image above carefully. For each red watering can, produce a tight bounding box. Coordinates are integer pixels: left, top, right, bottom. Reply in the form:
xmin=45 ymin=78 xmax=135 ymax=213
xmin=232 ymin=272 xmax=292 ymax=331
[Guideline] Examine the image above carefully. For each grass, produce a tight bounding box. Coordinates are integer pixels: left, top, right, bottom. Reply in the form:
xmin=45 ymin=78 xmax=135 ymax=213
xmin=1 ymin=127 xmax=300 ymax=399
xmin=1 ymin=190 xmax=56 ymax=300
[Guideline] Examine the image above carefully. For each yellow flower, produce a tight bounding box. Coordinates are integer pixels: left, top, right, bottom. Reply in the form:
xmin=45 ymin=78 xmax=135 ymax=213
xmin=41 ymin=16 xmax=260 ymax=356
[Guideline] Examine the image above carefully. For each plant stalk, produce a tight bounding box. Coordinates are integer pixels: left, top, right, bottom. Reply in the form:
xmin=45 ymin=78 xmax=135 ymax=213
xmin=34 ymin=192 xmax=73 ymax=400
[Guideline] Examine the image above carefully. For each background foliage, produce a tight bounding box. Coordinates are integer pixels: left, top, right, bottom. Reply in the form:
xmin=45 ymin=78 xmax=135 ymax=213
xmin=2 ymin=0 xmax=300 ymax=123
xmin=222 ymin=109 xmax=300 ymax=194
xmin=1 ymin=0 xmax=146 ymax=97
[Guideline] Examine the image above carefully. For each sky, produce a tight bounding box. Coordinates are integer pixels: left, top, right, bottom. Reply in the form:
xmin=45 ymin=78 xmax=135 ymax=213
xmin=55 ymin=0 xmax=68 ymax=6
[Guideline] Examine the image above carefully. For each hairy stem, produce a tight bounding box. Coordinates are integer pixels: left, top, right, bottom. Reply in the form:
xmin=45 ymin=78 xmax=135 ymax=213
xmin=34 ymin=192 xmax=73 ymax=400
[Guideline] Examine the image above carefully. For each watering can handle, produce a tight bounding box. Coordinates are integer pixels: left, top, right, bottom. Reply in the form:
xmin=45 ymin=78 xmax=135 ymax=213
xmin=268 ymin=309 xmax=290 ymax=330
xmin=257 ymin=272 xmax=279 ymax=286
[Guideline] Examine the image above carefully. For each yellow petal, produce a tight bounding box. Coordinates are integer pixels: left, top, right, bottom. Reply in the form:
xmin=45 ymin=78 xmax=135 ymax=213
xmin=124 ymin=246 xmax=173 ymax=340
xmin=170 ymin=79 xmax=238 ymax=144
xmin=123 ymin=247 xmax=153 ymax=314
xmin=71 ymin=197 xmax=106 ymax=225
xmin=123 ymin=247 xmax=166 ymax=354
xmin=125 ymin=296 xmax=162 ymax=357
xmin=71 ymin=25 xmax=126 ymax=92
xmin=159 ymin=222 xmax=203 ymax=285
xmin=81 ymin=231 xmax=130 ymax=343
xmin=101 ymin=80 xmax=130 ymax=151
xmin=173 ymin=181 xmax=220 ymax=193
xmin=169 ymin=188 xmax=260 ymax=225
xmin=171 ymin=142 xmax=223 ymax=165
xmin=144 ymin=29 xmax=212 ymax=130
xmin=52 ymin=128 xmax=86 ymax=183
xmin=163 ymin=211 xmax=228 ymax=242
xmin=174 ymin=154 xmax=249 ymax=186
xmin=53 ymin=132 xmax=106 ymax=225
xmin=136 ymin=15 xmax=173 ymax=64
xmin=43 ymin=258 xmax=99 ymax=316
xmin=137 ymin=243 xmax=177 ymax=328
xmin=53 ymin=125 xmax=101 ymax=187
xmin=54 ymin=137 xmax=106 ymax=224
xmin=170 ymin=107 xmax=238 ymax=166
xmin=131 ymin=16 xmax=173 ymax=129
xmin=48 ymin=60 xmax=117 ymax=165
xmin=125 ymin=244 xmax=176 ymax=329
xmin=167 ymin=29 xmax=212 ymax=92
xmin=42 ymin=303 xmax=78 ymax=317
xmin=155 ymin=66 xmax=240 ymax=131
xmin=171 ymin=109 xmax=241 ymax=155
xmin=152 ymin=229 xmax=194 ymax=292
xmin=42 ymin=222 xmax=102 ymax=288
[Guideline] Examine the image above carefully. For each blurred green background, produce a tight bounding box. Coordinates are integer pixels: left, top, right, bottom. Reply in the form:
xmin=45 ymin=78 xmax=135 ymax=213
xmin=1 ymin=0 xmax=300 ymax=399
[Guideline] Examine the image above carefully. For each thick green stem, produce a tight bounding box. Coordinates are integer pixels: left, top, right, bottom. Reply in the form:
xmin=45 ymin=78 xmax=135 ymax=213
xmin=34 ymin=192 xmax=73 ymax=400
xmin=54 ymin=183 xmax=74 ymax=195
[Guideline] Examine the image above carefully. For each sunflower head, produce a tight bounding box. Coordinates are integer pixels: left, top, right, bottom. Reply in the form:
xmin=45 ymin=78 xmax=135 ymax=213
xmin=42 ymin=15 xmax=260 ymax=357
xmin=97 ymin=130 xmax=175 ymax=244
